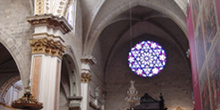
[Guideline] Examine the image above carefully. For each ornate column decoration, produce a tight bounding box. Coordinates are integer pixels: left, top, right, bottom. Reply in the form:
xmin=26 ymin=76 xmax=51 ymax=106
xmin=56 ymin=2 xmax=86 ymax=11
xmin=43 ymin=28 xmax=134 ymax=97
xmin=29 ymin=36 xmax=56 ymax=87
xmin=27 ymin=14 xmax=72 ymax=110
xmin=80 ymin=55 xmax=96 ymax=110
xmin=27 ymin=14 xmax=72 ymax=58
xmin=30 ymin=38 xmax=65 ymax=59
xmin=80 ymin=56 xmax=96 ymax=83
xmin=34 ymin=0 xmax=70 ymax=17
xmin=81 ymin=73 xmax=92 ymax=83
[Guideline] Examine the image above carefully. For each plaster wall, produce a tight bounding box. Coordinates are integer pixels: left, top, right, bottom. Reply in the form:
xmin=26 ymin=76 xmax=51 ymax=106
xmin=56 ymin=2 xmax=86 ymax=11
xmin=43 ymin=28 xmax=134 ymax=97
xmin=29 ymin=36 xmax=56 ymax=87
xmin=90 ymin=39 xmax=105 ymax=99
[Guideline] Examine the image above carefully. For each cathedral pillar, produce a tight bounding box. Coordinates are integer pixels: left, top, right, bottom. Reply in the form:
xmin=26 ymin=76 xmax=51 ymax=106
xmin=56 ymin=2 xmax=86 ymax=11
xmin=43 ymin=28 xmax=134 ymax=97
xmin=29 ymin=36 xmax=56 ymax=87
xmin=27 ymin=14 xmax=72 ymax=110
xmin=80 ymin=56 xmax=95 ymax=110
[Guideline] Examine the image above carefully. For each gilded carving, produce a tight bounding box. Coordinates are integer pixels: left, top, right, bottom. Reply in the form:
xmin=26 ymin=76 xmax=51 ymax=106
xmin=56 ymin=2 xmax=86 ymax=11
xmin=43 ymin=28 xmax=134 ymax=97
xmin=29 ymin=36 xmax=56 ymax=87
xmin=45 ymin=0 xmax=50 ymax=13
xmin=81 ymin=56 xmax=96 ymax=65
xmin=81 ymin=73 xmax=92 ymax=83
xmin=35 ymin=0 xmax=44 ymax=15
xmin=30 ymin=38 xmax=65 ymax=59
xmin=56 ymin=0 xmax=68 ymax=16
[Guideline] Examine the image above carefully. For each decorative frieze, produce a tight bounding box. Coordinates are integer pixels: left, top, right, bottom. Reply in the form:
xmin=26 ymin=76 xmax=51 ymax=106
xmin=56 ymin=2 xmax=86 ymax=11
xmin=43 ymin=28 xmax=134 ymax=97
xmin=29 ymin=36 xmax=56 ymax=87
xmin=35 ymin=0 xmax=44 ymax=15
xmin=81 ymin=73 xmax=92 ymax=83
xmin=30 ymin=38 xmax=65 ymax=59
xmin=27 ymin=14 xmax=72 ymax=34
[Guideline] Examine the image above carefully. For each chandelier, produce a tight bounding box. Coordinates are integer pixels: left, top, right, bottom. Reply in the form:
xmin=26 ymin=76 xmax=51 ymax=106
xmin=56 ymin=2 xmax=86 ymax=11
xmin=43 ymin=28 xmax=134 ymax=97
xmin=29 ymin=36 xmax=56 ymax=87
xmin=125 ymin=80 xmax=140 ymax=108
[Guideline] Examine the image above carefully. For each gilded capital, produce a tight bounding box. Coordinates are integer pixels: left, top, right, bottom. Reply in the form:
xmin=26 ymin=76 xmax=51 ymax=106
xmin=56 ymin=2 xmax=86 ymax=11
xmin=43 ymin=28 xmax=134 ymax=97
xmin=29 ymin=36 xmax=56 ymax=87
xmin=81 ymin=73 xmax=92 ymax=83
xmin=30 ymin=38 xmax=65 ymax=59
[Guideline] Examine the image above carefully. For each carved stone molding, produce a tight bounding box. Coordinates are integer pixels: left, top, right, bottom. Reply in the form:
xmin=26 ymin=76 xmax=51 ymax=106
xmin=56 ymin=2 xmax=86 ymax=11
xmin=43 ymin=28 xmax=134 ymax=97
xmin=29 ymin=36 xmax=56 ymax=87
xmin=81 ymin=73 xmax=92 ymax=83
xmin=27 ymin=14 xmax=72 ymax=34
xmin=32 ymin=33 xmax=65 ymax=43
xmin=69 ymin=107 xmax=80 ymax=110
xmin=35 ymin=0 xmax=44 ymax=15
xmin=68 ymin=96 xmax=82 ymax=110
xmin=30 ymin=38 xmax=65 ymax=59
xmin=81 ymin=55 xmax=96 ymax=65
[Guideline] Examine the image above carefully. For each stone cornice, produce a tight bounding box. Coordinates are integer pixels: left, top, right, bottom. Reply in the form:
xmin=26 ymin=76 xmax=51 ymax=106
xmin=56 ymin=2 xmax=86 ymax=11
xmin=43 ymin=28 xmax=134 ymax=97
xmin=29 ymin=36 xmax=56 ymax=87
xmin=81 ymin=56 xmax=96 ymax=65
xmin=68 ymin=96 xmax=82 ymax=101
xmin=27 ymin=14 xmax=72 ymax=34
xmin=30 ymin=38 xmax=66 ymax=59
xmin=32 ymin=33 xmax=65 ymax=43
xmin=68 ymin=96 xmax=82 ymax=110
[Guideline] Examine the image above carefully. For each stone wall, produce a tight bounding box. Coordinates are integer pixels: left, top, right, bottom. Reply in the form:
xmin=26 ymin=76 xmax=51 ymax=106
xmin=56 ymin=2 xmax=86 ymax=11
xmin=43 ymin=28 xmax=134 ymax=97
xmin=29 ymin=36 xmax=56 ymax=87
xmin=105 ymin=38 xmax=193 ymax=110
xmin=0 ymin=0 xmax=33 ymax=87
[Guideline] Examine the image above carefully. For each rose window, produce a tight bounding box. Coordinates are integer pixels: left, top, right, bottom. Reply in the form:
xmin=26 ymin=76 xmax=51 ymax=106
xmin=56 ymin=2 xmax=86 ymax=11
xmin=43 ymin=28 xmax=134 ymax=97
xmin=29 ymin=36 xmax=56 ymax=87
xmin=128 ymin=41 xmax=166 ymax=77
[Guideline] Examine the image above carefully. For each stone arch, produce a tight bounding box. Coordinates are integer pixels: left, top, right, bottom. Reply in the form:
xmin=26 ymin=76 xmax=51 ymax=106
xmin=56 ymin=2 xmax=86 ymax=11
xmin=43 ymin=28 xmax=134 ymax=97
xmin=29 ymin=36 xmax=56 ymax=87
xmin=0 ymin=76 xmax=21 ymax=104
xmin=0 ymin=31 xmax=29 ymax=88
xmin=84 ymin=0 xmax=187 ymax=55
xmin=64 ymin=46 xmax=81 ymax=96
xmin=59 ymin=47 xmax=81 ymax=109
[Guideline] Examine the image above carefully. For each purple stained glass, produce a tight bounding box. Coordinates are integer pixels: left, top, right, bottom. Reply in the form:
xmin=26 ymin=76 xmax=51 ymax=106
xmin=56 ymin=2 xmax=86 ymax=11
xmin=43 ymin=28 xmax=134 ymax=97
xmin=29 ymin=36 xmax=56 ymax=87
xmin=128 ymin=41 xmax=166 ymax=77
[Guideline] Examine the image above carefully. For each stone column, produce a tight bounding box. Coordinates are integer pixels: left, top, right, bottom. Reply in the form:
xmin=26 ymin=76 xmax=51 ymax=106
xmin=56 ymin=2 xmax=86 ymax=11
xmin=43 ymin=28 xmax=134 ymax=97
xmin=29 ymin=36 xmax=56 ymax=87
xmin=27 ymin=14 xmax=72 ymax=110
xmin=80 ymin=56 xmax=95 ymax=110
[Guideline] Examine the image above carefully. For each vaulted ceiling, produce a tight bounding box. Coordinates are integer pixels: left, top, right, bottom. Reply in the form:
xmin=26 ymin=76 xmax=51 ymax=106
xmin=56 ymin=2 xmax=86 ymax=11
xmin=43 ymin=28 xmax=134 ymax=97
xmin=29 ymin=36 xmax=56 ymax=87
xmin=93 ymin=5 xmax=192 ymax=110
xmin=96 ymin=6 xmax=189 ymax=75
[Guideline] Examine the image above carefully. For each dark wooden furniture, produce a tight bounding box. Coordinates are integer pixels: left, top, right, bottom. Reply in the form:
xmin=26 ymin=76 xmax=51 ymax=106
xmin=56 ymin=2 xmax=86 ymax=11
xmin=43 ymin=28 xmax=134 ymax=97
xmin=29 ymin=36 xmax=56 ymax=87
xmin=134 ymin=93 xmax=167 ymax=110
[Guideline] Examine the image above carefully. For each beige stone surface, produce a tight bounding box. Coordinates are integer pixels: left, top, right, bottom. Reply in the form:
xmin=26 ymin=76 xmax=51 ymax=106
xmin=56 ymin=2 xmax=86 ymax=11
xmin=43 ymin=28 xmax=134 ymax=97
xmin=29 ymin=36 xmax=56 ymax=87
xmin=0 ymin=0 xmax=193 ymax=109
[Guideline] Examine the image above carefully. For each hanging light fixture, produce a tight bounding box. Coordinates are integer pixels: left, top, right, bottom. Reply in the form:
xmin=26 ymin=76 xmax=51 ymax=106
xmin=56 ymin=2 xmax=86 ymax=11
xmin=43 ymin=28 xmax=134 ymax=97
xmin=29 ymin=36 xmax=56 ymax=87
xmin=11 ymin=86 xmax=43 ymax=109
xmin=125 ymin=80 xmax=140 ymax=109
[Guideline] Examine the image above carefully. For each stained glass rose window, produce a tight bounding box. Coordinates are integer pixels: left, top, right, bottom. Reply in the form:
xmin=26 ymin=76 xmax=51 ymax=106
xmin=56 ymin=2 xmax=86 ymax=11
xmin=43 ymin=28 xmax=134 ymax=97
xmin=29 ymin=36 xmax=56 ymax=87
xmin=128 ymin=41 xmax=166 ymax=77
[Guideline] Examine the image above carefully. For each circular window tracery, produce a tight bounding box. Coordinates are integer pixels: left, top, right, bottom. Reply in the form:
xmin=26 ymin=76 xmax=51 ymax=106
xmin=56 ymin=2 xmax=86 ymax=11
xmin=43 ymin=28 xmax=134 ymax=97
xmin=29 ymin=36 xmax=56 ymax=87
xmin=128 ymin=41 xmax=166 ymax=77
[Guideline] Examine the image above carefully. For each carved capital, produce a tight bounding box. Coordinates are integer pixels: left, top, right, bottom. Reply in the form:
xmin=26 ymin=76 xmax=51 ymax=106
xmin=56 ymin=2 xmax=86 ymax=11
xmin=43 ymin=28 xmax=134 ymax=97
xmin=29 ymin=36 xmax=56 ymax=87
xmin=81 ymin=73 xmax=92 ymax=83
xmin=30 ymin=38 xmax=65 ymax=59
